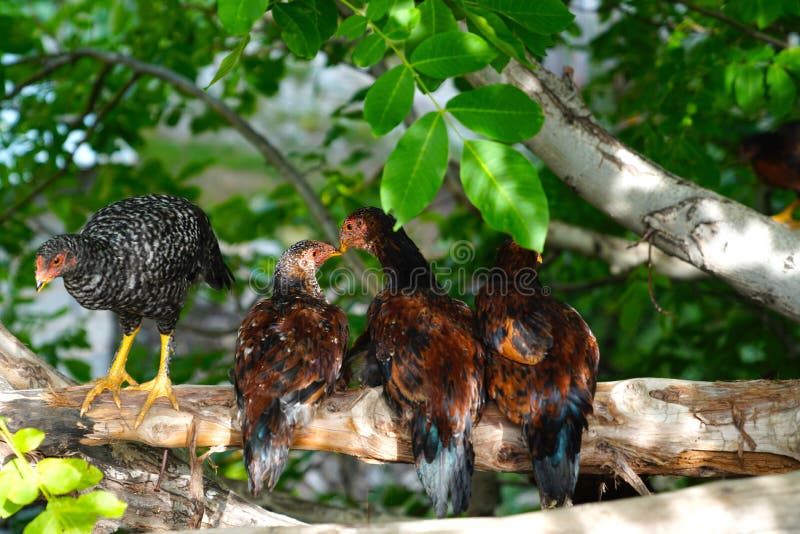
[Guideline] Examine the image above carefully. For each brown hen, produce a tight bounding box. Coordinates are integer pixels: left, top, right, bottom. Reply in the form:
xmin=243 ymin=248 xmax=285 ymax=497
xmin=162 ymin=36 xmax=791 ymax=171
xmin=234 ymin=240 xmax=348 ymax=494
xmin=475 ymin=240 xmax=599 ymax=508
xmin=339 ymin=207 xmax=484 ymax=518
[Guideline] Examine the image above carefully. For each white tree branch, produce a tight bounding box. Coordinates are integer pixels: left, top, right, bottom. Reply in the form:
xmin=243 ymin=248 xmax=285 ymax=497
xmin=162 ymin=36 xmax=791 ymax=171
xmin=467 ymin=62 xmax=800 ymax=320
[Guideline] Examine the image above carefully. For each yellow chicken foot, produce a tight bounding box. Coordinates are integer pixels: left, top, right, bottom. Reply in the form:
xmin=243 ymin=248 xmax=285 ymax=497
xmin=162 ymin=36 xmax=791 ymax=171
xmin=771 ymin=198 xmax=800 ymax=228
xmin=80 ymin=326 xmax=140 ymax=416
xmin=128 ymin=332 xmax=180 ymax=428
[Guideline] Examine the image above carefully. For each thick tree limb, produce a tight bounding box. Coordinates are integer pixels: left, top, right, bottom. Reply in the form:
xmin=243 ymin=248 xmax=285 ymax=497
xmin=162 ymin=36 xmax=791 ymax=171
xmin=467 ymin=63 xmax=800 ymax=321
xmin=2 ymin=379 xmax=798 ymax=479
xmin=167 ymin=470 xmax=800 ymax=534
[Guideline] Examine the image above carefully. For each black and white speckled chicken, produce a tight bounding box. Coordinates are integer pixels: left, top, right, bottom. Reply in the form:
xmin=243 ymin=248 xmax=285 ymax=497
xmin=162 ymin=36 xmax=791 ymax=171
xmin=35 ymin=194 xmax=234 ymax=427
xmin=234 ymin=240 xmax=348 ymax=494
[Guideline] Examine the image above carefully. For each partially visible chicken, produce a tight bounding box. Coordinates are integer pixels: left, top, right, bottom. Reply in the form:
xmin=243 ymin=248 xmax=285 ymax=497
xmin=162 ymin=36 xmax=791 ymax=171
xmin=234 ymin=240 xmax=348 ymax=495
xmin=475 ymin=240 xmax=599 ymax=508
xmin=740 ymin=120 xmax=800 ymax=227
xmin=339 ymin=207 xmax=484 ymax=518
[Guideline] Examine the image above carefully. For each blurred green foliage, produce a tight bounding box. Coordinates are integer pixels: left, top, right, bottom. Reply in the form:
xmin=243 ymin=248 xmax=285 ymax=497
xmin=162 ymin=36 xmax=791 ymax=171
xmin=0 ymin=0 xmax=799 ymax=524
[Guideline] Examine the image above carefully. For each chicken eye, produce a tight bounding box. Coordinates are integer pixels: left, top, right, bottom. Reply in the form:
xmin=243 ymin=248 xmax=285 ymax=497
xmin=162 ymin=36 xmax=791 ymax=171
xmin=346 ymin=223 xmax=352 ymax=231
xmin=52 ymin=256 xmax=62 ymax=266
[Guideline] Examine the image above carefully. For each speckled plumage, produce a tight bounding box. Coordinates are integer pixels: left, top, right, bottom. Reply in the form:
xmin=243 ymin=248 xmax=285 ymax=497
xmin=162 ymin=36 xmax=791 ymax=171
xmin=475 ymin=240 xmax=599 ymax=509
xmin=234 ymin=240 xmax=348 ymax=495
xmin=36 ymin=194 xmax=233 ymax=334
xmin=339 ymin=207 xmax=484 ymax=518
xmin=35 ymin=194 xmax=233 ymax=426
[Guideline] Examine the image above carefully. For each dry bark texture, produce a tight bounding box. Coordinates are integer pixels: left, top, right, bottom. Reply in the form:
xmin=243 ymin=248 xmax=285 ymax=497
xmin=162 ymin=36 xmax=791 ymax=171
xmin=2 ymin=379 xmax=798 ymax=479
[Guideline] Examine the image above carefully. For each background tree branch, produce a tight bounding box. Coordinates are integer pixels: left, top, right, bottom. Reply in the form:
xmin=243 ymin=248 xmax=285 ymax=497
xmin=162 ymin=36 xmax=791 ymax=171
xmin=467 ymin=62 xmax=800 ymax=321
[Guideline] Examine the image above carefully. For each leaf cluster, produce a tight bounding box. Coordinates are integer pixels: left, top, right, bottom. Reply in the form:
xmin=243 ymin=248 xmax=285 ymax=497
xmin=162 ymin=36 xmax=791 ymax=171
xmin=0 ymin=420 xmax=126 ymax=533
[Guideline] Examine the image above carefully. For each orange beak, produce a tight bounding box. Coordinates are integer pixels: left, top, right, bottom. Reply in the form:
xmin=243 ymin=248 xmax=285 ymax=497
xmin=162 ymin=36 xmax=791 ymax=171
xmin=337 ymin=243 xmax=348 ymax=254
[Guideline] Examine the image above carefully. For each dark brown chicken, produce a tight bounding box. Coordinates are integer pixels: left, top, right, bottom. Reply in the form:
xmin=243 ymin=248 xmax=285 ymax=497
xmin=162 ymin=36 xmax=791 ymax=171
xmin=339 ymin=207 xmax=484 ymax=518
xmin=740 ymin=120 xmax=800 ymax=227
xmin=234 ymin=240 xmax=348 ymax=495
xmin=475 ymin=240 xmax=599 ymax=509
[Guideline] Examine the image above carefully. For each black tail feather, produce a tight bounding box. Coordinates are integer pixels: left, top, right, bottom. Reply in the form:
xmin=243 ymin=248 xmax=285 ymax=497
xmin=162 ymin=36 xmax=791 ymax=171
xmin=243 ymin=398 xmax=292 ymax=495
xmin=525 ymin=416 xmax=583 ymax=509
xmin=412 ymin=415 xmax=474 ymax=518
xmin=205 ymin=240 xmax=235 ymax=290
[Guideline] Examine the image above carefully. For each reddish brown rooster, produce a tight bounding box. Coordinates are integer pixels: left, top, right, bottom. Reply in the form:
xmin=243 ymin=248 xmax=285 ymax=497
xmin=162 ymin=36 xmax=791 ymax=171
xmin=475 ymin=240 xmax=599 ymax=509
xmin=234 ymin=240 xmax=348 ymax=495
xmin=339 ymin=207 xmax=484 ymax=518
xmin=740 ymin=120 xmax=800 ymax=227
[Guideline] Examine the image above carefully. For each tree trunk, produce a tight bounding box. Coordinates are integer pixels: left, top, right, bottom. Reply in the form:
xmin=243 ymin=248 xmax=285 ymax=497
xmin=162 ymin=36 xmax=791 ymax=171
xmin=3 ymin=378 xmax=798 ymax=479
xmin=467 ymin=62 xmax=800 ymax=321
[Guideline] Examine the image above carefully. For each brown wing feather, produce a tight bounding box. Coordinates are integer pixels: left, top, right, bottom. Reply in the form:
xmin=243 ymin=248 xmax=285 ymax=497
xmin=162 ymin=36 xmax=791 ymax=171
xmin=368 ymin=289 xmax=484 ymax=446
xmin=235 ymin=294 xmax=348 ymax=441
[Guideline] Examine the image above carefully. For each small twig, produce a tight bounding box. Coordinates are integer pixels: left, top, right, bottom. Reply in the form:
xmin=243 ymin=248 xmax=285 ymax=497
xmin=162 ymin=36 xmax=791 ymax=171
xmin=154 ymin=448 xmax=169 ymax=491
xmin=673 ymin=0 xmax=790 ymax=49
xmin=3 ymin=54 xmax=80 ymax=100
xmin=628 ymin=229 xmax=673 ymax=315
xmin=67 ymin=63 xmax=114 ymax=129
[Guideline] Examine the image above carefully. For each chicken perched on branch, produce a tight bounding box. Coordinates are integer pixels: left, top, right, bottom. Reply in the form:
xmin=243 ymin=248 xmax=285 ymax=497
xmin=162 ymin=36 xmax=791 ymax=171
xmin=339 ymin=207 xmax=484 ymax=518
xmin=475 ymin=240 xmax=599 ymax=508
xmin=35 ymin=194 xmax=233 ymax=428
xmin=740 ymin=120 xmax=800 ymax=228
xmin=234 ymin=240 xmax=347 ymax=495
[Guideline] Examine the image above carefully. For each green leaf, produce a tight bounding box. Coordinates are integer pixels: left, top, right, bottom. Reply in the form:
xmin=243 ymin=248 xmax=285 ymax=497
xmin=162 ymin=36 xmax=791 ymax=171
xmin=508 ymin=19 xmax=554 ymax=56
xmin=0 ymin=473 xmax=23 ymax=519
xmin=352 ymin=33 xmax=387 ymax=67
xmin=46 ymin=498 xmax=96 ymax=534
xmin=363 ymin=65 xmax=415 ymax=136
xmin=217 ymin=0 xmax=268 ymax=35
xmin=410 ymin=31 xmax=496 ymax=78
xmin=468 ymin=0 xmax=574 ymax=34
xmin=59 ymin=458 xmax=103 ymax=492
xmin=11 ymin=428 xmax=45 ymax=454
xmin=76 ymin=491 xmax=127 ymax=518
xmin=460 ymin=140 xmax=549 ymax=251
xmin=766 ymin=64 xmax=796 ymax=118
xmin=382 ymin=0 xmax=420 ymax=40
xmin=337 ymin=14 xmax=367 ymax=40
xmin=366 ymin=0 xmax=390 ymax=20
xmin=36 ymin=458 xmax=82 ymax=495
xmin=464 ymin=6 xmax=527 ymax=65
xmin=205 ymin=34 xmax=250 ymax=90
xmin=273 ymin=2 xmax=321 ymax=59
xmin=22 ymin=508 xmax=58 ymax=534
xmin=408 ymin=0 xmax=459 ymax=54
xmin=3 ymin=459 xmax=39 ymax=505
xmin=446 ymin=84 xmax=543 ymax=143
xmin=381 ymin=112 xmax=449 ymax=227
xmin=734 ymin=65 xmax=765 ymax=113
xmin=308 ymin=0 xmax=338 ymax=40
xmin=775 ymin=47 xmax=800 ymax=73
